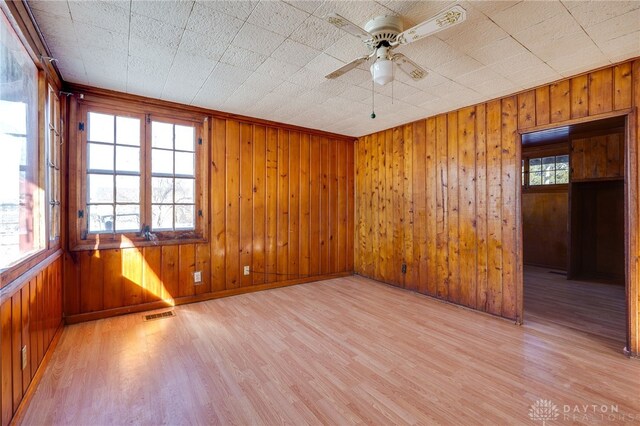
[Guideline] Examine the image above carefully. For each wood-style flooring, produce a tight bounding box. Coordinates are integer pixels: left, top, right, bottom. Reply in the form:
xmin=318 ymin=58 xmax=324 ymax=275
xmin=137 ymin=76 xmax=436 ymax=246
xmin=21 ymin=270 xmax=640 ymax=425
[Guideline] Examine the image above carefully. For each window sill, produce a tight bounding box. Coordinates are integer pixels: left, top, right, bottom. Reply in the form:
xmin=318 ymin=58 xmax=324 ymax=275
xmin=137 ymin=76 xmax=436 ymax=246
xmin=70 ymin=233 xmax=208 ymax=251
xmin=522 ymin=184 xmax=569 ymax=193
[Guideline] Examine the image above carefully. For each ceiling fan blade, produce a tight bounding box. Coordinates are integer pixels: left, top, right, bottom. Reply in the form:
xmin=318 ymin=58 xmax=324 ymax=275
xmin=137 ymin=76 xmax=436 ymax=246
xmin=324 ymin=13 xmax=372 ymax=41
xmin=325 ymin=56 xmax=371 ymax=79
xmin=392 ymin=53 xmax=428 ymax=81
xmin=396 ymin=5 xmax=466 ymax=45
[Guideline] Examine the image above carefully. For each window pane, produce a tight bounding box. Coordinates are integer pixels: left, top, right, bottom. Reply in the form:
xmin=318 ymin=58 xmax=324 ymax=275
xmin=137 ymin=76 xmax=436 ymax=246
xmin=152 ymin=149 xmax=173 ymax=174
xmin=88 ymin=174 xmax=114 ymax=203
xmin=529 ymin=158 xmax=541 ymax=171
xmin=556 ymin=155 xmax=569 ymax=170
xmin=116 ymin=116 xmax=140 ymax=146
xmin=556 ymin=169 xmax=569 ymax=184
xmin=175 ymin=205 xmax=195 ymax=229
xmin=88 ymin=204 xmax=114 ymax=233
xmin=542 ymin=156 xmax=555 ymax=170
xmin=530 ymin=172 xmax=542 ymax=185
xmin=115 ymin=204 xmax=140 ymax=231
xmin=543 ymin=170 xmax=555 ymax=184
xmin=175 ymin=125 xmax=195 ymax=151
xmin=116 ymin=146 xmax=140 ymax=172
xmin=175 ymin=152 xmax=195 ymax=176
xmin=152 ymin=121 xmax=173 ymax=149
xmin=116 ymin=175 xmax=139 ymax=203
xmin=152 ymin=205 xmax=173 ymax=230
xmin=175 ymin=178 xmax=194 ymax=203
xmin=152 ymin=177 xmax=173 ymax=203
xmin=88 ymin=112 xmax=114 ymax=143
xmin=88 ymin=143 xmax=114 ymax=171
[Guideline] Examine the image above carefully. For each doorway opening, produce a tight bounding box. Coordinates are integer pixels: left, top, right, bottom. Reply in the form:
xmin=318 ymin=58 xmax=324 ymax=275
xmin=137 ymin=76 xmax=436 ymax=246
xmin=520 ymin=115 xmax=627 ymax=353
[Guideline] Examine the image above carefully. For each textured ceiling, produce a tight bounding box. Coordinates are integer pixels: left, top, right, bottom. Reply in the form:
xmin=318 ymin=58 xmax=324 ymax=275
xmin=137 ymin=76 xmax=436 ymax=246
xmin=29 ymin=0 xmax=640 ymax=137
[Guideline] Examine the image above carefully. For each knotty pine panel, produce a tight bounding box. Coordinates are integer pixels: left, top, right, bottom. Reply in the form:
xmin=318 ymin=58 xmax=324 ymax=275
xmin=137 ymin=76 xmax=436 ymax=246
xmin=64 ymin=119 xmax=355 ymax=318
xmin=355 ymin=60 xmax=640 ymax=343
xmin=0 ymin=254 xmax=63 ymax=426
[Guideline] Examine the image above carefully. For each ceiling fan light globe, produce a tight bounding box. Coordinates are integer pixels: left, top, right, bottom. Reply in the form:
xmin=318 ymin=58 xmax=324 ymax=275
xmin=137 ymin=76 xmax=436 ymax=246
xmin=370 ymin=59 xmax=393 ymax=85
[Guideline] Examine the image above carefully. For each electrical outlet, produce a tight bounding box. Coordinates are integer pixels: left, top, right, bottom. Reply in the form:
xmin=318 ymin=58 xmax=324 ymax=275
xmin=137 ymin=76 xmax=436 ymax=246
xmin=21 ymin=346 xmax=27 ymax=370
xmin=243 ymin=265 xmax=250 ymax=276
xmin=401 ymin=264 xmax=407 ymax=274
xmin=193 ymin=271 xmax=202 ymax=283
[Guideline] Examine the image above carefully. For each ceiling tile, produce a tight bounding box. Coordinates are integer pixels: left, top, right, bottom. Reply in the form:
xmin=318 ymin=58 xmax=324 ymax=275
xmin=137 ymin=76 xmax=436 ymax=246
xmin=131 ymin=1 xmax=194 ymax=28
xmin=162 ymin=51 xmax=217 ymax=101
xmin=491 ymin=1 xmax=567 ymax=34
xmin=186 ymin=2 xmax=243 ymax=39
xmin=220 ymin=46 xmax=267 ymax=71
xmin=597 ymin=30 xmax=640 ymax=63
xmin=32 ymin=9 xmax=76 ymax=43
xmin=194 ymin=0 xmax=258 ymax=21
xmin=584 ymin=8 xmax=640 ymax=43
xmin=467 ymin=36 xmax=528 ymax=66
xmin=563 ymin=0 xmax=640 ymax=28
xmin=74 ymin=22 xmax=128 ymax=52
xmin=284 ymin=1 xmax=323 ymax=15
xmin=313 ymin=1 xmax=392 ymax=27
xmin=208 ymin=62 xmax=253 ymax=85
xmin=289 ymin=15 xmax=344 ymax=50
xmin=178 ymin=30 xmax=228 ymax=61
xmin=242 ymin=72 xmax=284 ymax=92
xmin=255 ymin=57 xmax=301 ymax=79
xmin=270 ymin=39 xmax=320 ymax=67
xmin=130 ymin=13 xmax=184 ymax=50
xmin=68 ymin=0 xmax=130 ymax=34
xmin=28 ymin=0 xmax=72 ymax=18
xmin=304 ymin=53 xmax=345 ymax=76
xmin=247 ymin=1 xmax=309 ymax=37
xmin=434 ymin=55 xmax=483 ymax=79
xmin=547 ymin=43 xmax=610 ymax=76
xmin=324 ymin=34 xmax=370 ymax=63
xmin=232 ymin=23 xmax=286 ymax=56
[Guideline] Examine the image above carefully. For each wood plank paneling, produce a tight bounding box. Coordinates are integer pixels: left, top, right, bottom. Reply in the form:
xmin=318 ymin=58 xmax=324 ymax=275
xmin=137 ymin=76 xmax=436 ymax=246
xmin=63 ymin=117 xmax=354 ymax=323
xmin=0 ymin=254 xmax=63 ymax=426
xmin=354 ymin=60 xmax=639 ymax=338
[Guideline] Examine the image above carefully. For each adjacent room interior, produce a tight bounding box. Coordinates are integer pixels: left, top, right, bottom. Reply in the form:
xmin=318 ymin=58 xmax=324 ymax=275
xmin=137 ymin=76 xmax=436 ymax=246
xmin=522 ymin=116 xmax=628 ymax=350
xmin=1 ymin=0 xmax=639 ymax=424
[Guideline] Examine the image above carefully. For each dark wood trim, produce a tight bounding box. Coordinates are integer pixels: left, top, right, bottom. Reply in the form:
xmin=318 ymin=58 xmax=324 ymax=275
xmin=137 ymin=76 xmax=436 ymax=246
xmin=64 ymin=271 xmax=353 ymax=324
xmin=8 ymin=322 xmax=64 ymax=426
xmin=520 ymin=109 xmax=634 ymax=135
xmin=65 ymin=84 xmax=357 ymax=142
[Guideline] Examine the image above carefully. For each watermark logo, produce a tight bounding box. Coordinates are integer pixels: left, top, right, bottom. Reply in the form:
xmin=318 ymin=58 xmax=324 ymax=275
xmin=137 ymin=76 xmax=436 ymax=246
xmin=529 ymin=399 xmax=560 ymax=425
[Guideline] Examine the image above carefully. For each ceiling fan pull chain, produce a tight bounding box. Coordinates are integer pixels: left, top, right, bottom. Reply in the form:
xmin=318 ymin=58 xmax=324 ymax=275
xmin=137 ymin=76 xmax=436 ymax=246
xmin=371 ymin=79 xmax=376 ymax=119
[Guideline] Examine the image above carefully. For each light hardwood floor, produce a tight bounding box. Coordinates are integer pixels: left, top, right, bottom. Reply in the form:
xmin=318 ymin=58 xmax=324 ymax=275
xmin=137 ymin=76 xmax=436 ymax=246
xmin=21 ymin=271 xmax=640 ymax=425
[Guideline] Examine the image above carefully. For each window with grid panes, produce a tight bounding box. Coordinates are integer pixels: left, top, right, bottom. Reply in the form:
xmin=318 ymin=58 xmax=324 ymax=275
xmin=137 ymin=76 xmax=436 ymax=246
xmin=528 ymin=155 xmax=569 ymax=185
xmin=74 ymin=104 xmax=207 ymax=250
xmin=46 ymin=84 xmax=61 ymax=243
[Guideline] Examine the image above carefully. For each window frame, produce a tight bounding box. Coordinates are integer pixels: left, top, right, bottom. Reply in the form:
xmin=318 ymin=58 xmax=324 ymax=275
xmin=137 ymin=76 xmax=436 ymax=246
xmin=46 ymin=83 xmax=62 ymax=247
xmin=522 ymin=144 xmax=569 ymax=192
xmin=0 ymin=8 xmax=47 ymax=280
xmin=70 ymin=100 xmax=209 ymax=251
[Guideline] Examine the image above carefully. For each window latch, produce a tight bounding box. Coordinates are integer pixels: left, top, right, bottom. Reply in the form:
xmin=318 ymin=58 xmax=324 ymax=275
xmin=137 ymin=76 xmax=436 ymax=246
xmin=139 ymin=224 xmax=157 ymax=242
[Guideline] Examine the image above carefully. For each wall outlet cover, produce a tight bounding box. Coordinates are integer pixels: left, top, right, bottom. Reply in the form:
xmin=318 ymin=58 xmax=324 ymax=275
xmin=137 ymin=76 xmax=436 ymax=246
xmin=243 ymin=266 xmax=250 ymax=276
xmin=194 ymin=271 xmax=202 ymax=283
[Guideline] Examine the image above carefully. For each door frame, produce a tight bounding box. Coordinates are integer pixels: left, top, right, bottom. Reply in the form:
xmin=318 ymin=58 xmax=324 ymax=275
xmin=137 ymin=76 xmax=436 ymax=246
xmin=517 ymin=108 xmax=636 ymax=356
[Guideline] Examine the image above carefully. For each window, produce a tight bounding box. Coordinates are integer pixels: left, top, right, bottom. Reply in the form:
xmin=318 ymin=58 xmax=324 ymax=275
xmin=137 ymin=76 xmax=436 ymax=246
xmin=0 ymin=10 xmax=43 ymax=270
xmin=522 ymin=153 xmax=569 ymax=188
xmin=46 ymin=85 xmax=61 ymax=243
xmin=151 ymin=120 xmax=196 ymax=231
xmin=73 ymin=104 xmax=207 ymax=250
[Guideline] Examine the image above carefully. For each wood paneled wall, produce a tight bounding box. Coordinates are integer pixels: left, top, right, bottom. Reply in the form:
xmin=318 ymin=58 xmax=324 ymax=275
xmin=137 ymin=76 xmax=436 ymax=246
xmin=355 ymin=59 xmax=640 ymax=356
xmin=0 ymin=253 xmax=63 ymax=426
xmin=64 ymin=117 xmax=355 ymax=319
xmin=571 ymin=131 xmax=625 ymax=181
xmin=356 ymin=100 xmax=521 ymax=320
xmin=522 ymin=191 xmax=568 ymax=270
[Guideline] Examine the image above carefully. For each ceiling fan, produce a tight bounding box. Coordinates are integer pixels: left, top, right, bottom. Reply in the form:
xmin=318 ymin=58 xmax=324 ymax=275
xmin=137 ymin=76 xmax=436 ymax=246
xmin=324 ymin=5 xmax=467 ymax=86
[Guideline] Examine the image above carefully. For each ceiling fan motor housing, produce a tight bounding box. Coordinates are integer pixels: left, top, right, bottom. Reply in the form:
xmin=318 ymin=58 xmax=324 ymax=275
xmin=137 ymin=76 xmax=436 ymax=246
xmin=364 ymin=15 xmax=403 ymax=48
